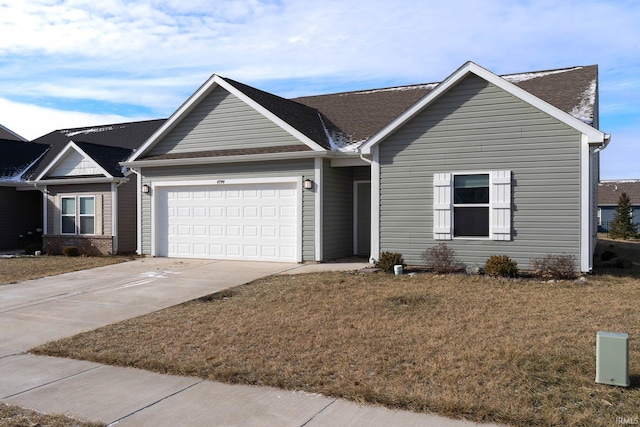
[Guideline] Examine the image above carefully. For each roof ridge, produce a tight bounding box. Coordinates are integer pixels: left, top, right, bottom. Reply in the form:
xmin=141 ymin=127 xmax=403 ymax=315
xmin=57 ymin=118 xmax=167 ymax=134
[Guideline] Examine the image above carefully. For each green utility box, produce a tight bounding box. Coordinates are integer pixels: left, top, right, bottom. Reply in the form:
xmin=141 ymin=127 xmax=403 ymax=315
xmin=596 ymin=331 xmax=630 ymax=387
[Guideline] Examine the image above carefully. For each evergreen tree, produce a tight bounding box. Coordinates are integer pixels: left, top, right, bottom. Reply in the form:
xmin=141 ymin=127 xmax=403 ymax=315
xmin=609 ymin=192 xmax=638 ymax=240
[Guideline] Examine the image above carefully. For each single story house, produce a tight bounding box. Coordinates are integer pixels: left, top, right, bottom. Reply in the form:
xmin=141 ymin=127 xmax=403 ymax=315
xmin=598 ymin=180 xmax=640 ymax=232
xmin=0 ymin=120 xmax=165 ymax=254
xmin=124 ymin=61 xmax=609 ymax=272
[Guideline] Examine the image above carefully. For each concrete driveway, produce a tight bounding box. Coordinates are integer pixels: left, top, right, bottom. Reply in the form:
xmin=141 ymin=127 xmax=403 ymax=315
xmin=0 ymin=258 xmax=295 ymax=355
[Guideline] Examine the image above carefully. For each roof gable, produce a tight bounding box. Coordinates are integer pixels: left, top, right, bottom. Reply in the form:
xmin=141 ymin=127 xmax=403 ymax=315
xmin=360 ymin=62 xmax=607 ymax=154
xmin=35 ymin=141 xmax=114 ymax=181
xmin=25 ymin=119 xmax=165 ymax=180
xmin=129 ymin=75 xmax=328 ymax=163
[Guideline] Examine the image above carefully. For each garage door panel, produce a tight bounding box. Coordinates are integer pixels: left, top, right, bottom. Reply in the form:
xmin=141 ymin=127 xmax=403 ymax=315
xmin=157 ymin=182 xmax=298 ymax=262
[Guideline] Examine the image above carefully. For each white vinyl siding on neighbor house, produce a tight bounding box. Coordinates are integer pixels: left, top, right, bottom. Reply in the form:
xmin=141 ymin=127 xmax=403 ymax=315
xmin=433 ymin=171 xmax=511 ymax=241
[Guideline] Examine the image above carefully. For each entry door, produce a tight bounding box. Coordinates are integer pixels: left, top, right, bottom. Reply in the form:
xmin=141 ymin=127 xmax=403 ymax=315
xmin=355 ymin=182 xmax=371 ymax=257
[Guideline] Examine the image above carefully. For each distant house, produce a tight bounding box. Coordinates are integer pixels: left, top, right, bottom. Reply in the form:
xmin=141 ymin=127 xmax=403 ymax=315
xmin=28 ymin=120 xmax=166 ymax=255
xmin=0 ymin=120 xmax=166 ymax=254
xmin=598 ymin=180 xmax=640 ymax=232
xmin=123 ymin=61 xmax=609 ymax=272
xmin=0 ymin=126 xmax=49 ymax=250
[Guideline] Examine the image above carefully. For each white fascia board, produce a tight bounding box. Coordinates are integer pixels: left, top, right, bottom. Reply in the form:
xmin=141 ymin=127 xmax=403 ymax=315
xmin=30 ymin=177 xmax=127 ymax=186
xmin=128 ymin=74 xmax=221 ymax=162
xmin=360 ymin=61 xmax=607 ymax=154
xmin=34 ymin=141 xmax=113 ymax=181
xmin=122 ymin=150 xmax=326 ymax=168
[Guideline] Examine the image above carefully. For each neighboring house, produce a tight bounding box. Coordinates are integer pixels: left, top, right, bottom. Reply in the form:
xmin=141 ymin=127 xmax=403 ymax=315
xmin=0 ymin=127 xmax=49 ymax=250
xmin=598 ymin=180 xmax=640 ymax=232
xmin=123 ymin=61 xmax=609 ymax=272
xmin=9 ymin=120 xmax=166 ymax=255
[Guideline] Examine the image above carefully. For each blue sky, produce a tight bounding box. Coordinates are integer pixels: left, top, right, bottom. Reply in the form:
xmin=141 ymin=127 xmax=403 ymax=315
xmin=0 ymin=0 xmax=638 ymax=179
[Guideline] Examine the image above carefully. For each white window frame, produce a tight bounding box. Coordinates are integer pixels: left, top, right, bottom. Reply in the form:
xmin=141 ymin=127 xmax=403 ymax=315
xmin=61 ymin=196 xmax=77 ymax=235
xmin=433 ymin=170 xmax=511 ymax=241
xmin=60 ymin=195 xmax=96 ymax=236
xmin=79 ymin=196 xmax=96 ymax=235
xmin=452 ymin=173 xmax=490 ymax=239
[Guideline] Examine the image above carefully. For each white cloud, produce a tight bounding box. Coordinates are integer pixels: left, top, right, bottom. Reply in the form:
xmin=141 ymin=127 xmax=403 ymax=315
xmin=0 ymin=0 xmax=639 ymax=176
xmin=0 ymin=97 xmax=147 ymax=140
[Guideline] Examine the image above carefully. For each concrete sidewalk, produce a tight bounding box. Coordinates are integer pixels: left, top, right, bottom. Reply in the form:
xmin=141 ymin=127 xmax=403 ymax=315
xmin=0 ymin=258 xmax=500 ymax=426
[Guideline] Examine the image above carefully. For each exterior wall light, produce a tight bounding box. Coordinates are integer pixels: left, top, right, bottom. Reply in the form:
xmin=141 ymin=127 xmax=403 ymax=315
xmin=142 ymin=184 xmax=150 ymax=194
xmin=303 ymin=179 xmax=313 ymax=190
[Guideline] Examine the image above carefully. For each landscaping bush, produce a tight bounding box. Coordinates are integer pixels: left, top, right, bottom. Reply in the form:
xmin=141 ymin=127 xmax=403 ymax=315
xmin=484 ymin=255 xmax=518 ymax=277
xmin=24 ymin=243 xmax=42 ymax=255
xmin=530 ymin=253 xmax=577 ymax=280
xmin=421 ymin=243 xmax=465 ymax=274
xmin=376 ymin=251 xmax=405 ymax=273
xmin=62 ymin=246 xmax=80 ymax=257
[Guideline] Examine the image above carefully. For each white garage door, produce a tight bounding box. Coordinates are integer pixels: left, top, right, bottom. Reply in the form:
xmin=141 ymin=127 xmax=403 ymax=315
xmin=156 ymin=182 xmax=299 ymax=261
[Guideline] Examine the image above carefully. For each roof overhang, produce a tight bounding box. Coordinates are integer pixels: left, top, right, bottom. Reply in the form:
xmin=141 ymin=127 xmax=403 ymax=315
xmin=360 ymin=61 xmax=608 ymax=154
xmin=31 ymin=177 xmax=127 ymax=186
xmin=123 ymin=149 xmax=327 ymax=168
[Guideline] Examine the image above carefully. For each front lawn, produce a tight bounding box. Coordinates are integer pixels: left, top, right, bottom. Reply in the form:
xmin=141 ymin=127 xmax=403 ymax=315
xmin=32 ymin=271 xmax=640 ymax=426
xmin=0 ymin=256 xmax=130 ymax=286
xmin=0 ymin=402 xmax=104 ymax=427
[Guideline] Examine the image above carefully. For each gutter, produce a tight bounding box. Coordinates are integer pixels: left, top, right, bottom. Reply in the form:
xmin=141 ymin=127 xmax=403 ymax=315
xmin=593 ymin=133 xmax=611 ymax=154
xmin=121 ymin=150 xmax=327 ymax=168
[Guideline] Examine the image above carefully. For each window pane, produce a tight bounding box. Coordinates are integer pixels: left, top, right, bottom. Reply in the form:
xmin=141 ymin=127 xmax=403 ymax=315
xmin=80 ymin=197 xmax=94 ymax=215
xmin=454 ymin=174 xmax=489 ymax=204
xmin=61 ymin=198 xmax=75 ymax=215
xmin=454 ymin=207 xmax=489 ymax=237
xmin=80 ymin=216 xmax=95 ymax=235
xmin=62 ymin=216 xmax=76 ymax=234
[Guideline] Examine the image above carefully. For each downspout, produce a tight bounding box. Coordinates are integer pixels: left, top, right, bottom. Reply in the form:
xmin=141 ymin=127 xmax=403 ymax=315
xmin=129 ymin=167 xmax=143 ymax=255
xmin=112 ymin=179 xmax=127 ymax=254
xmin=32 ymin=183 xmax=49 ymax=237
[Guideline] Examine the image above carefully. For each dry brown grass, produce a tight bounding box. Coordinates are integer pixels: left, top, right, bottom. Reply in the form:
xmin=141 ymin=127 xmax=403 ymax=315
xmin=0 ymin=402 xmax=104 ymax=427
xmin=33 ymin=269 xmax=640 ymax=426
xmin=0 ymin=256 xmax=130 ymax=286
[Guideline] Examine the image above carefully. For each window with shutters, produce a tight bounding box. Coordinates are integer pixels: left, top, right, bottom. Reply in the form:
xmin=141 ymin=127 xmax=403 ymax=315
xmin=433 ymin=171 xmax=511 ymax=241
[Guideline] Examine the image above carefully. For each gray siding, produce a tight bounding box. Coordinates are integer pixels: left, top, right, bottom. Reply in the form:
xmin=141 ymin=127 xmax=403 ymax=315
xmin=379 ymin=74 xmax=583 ymax=269
xmin=0 ymin=187 xmax=42 ymax=250
xmin=148 ymin=86 xmax=302 ymax=156
xmin=45 ymin=184 xmax=112 ymax=238
xmin=353 ymin=166 xmax=371 ymax=181
xmin=140 ymin=159 xmax=315 ymax=261
xmin=599 ymin=206 xmax=640 ymax=232
xmin=117 ymin=179 xmax=137 ymax=253
xmin=322 ymin=160 xmax=353 ymax=260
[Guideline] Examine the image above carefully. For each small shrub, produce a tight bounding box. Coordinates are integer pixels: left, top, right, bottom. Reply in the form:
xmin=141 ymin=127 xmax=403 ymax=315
xmin=421 ymin=243 xmax=465 ymax=274
xmin=62 ymin=246 xmax=80 ymax=257
xmin=530 ymin=253 xmax=577 ymax=280
xmin=484 ymin=255 xmax=518 ymax=277
xmin=24 ymin=243 xmax=42 ymax=255
xmin=377 ymin=251 xmax=405 ymax=273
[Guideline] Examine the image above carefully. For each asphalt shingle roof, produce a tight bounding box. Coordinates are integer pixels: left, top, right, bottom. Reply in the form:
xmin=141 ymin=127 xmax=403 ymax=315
xmin=598 ymin=181 xmax=640 ymax=205
xmin=26 ymin=119 xmax=166 ymax=180
xmin=0 ymin=139 xmax=49 ymax=180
